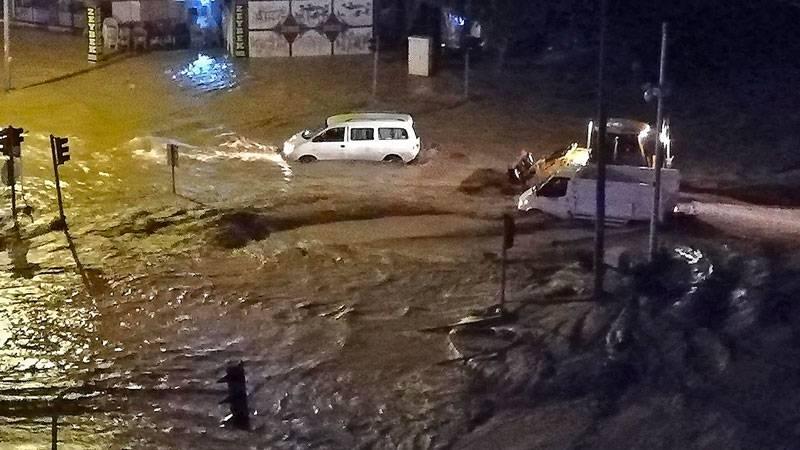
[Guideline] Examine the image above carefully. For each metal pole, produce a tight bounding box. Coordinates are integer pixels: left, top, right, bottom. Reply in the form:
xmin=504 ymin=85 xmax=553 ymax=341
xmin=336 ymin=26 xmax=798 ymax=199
xmin=51 ymin=415 xmax=57 ymax=450
xmin=593 ymin=0 xmax=608 ymax=299
xmin=3 ymin=0 xmax=10 ymax=91
xmin=463 ymin=49 xmax=469 ymax=98
xmin=50 ymin=135 xmax=66 ymax=224
xmin=372 ymin=36 xmax=379 ymax=99
xmin=500 ymin=244 xmax=506 ymax=308
xmin=371 ymin=0 xmax=378 ymax=100
xmin=648 ymin=22 xmax=668 ymax=261
xmin=8 ymin=153 xmax=14 ymax=220
xmin=464 ymin=0 xmax=472 ymax=99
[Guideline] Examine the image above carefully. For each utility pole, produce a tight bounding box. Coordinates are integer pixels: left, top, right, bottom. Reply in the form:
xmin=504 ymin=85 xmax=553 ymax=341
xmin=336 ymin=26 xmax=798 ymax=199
xmin=648 ymin=22 xmax=668 ymax=261
xmin=372 ymin=35 xmax=379 ymax=99
xmin=463 ymin=0 xmax=472 ymax=99
xmin=371 ymin=0 xmax=379 ymax=100
xmin=3 ymin=0 xmax=10 ymax=91
xmin=593 ymin=0 xmax=609 ymax=299
xmin=463 ymin=47 xmax=470 ymax=99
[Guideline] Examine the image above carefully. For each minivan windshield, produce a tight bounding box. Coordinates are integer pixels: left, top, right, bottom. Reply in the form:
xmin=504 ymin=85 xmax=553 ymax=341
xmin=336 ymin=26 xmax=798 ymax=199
xmin=302 ymin=124 xmax=325 ymax=139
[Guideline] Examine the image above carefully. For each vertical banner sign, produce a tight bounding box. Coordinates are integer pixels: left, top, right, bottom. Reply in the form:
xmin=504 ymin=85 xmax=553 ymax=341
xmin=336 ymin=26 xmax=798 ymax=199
xmin=86 ymin=7 xmax=103 ymax=63
xmin=233 ymin=2 xmax=248 ymax=57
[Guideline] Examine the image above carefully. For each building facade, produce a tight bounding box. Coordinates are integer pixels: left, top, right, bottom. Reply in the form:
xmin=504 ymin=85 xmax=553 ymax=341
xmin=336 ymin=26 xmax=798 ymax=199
xmin=226 ymin=0 xmax=373 ymax=58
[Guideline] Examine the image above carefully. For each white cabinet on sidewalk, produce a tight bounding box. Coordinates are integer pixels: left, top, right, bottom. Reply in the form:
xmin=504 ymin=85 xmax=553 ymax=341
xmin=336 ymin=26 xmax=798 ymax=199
xmin=408 ymin=36 xmax=432 ymax=77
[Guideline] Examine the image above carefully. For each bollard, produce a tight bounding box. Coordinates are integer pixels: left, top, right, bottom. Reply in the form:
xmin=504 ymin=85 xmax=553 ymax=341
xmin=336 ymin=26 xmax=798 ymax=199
xmin=218 ymin=362 xmax=250 ymax=430
xmin=51 ymin=415 xmax=57 ymax=450
xmin=500 ymin=214 xmax=515 ymax=310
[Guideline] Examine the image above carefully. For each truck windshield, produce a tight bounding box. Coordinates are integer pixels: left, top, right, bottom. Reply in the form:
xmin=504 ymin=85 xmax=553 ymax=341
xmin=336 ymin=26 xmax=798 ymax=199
xmin=538 ymin=177 xmax=569 ymax=198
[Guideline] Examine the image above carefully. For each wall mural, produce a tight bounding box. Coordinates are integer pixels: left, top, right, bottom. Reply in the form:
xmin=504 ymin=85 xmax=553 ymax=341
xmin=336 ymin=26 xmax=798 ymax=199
xmin=248 ymin=1 xmax=289 ymax=30
xmin=249 ymin=30 xmax=290 ymax=57
xmin=246 ymin=0 xmax=372 ymax=57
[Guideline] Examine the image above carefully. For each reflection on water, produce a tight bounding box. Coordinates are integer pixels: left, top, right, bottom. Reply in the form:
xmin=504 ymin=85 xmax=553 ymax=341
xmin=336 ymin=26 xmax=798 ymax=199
xmin=170 ymin=54 xmax=238 ymax=93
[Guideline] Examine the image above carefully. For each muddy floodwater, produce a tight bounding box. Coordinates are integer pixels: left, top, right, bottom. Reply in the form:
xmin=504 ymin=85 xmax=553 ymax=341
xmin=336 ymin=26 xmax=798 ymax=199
xmin=4 ymin=127 xmax=800 ymax=449
xmin=2 ymin=39 xmax=800 ymax=449
xmin=0 ymin=123 xmax=517 ymax=448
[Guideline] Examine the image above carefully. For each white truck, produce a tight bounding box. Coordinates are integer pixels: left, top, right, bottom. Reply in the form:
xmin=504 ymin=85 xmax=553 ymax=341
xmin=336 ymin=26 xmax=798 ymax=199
xmin=517 ymin=164 xmax=681 ymax=224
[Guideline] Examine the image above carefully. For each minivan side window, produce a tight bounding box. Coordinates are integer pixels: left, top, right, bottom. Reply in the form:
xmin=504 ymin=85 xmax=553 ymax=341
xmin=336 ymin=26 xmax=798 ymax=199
xmin=378 ymin=128 xmax=408 ymax=140
xmin=313 ymin=127 xmax=345 ymax=143
xmin=351 ymin=128 xmax=375 ymax=141
xmin=538 ymin=177 xmax=569 ymax=198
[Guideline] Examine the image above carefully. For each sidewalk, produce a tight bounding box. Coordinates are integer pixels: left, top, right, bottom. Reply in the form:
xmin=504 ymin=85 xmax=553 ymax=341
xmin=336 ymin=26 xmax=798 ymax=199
xmin=0 ymin=27 xmax=91 ymax=89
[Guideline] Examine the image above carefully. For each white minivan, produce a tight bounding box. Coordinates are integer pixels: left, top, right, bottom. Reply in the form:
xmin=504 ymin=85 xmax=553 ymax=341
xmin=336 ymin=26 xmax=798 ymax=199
xmin=282 ymin=113 xmax=421 ymax=163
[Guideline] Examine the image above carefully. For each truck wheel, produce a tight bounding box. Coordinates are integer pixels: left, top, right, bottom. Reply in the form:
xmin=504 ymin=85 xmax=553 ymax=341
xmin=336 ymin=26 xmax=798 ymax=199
xmin=298 ymin=155 xmax=317 ymax=163
xmin=383 ymin=155 xmax=403 ymax=164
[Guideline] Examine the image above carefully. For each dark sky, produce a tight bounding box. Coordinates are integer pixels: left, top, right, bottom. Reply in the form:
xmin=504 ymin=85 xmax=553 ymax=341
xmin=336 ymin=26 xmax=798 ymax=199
xmin=610 ymin=0 xmax=800 ymax=74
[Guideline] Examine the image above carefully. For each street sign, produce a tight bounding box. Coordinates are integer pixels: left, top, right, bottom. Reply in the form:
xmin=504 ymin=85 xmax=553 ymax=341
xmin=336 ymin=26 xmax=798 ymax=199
xmin=233 ymin=2 xmax=248 ymax=58
xmin=86 ymin=7 xmax=103 ymax=63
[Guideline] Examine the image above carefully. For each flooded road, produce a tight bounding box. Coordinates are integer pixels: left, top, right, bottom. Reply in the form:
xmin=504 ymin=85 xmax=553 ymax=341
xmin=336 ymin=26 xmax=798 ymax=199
xmin=3 ymin=46 xmax=800 ymax=449
xmin=0 ymin=65 xmax=514 ymax=446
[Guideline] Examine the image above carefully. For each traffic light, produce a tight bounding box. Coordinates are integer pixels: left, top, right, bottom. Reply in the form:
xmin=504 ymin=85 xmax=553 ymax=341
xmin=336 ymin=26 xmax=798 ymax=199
xmin=0 ymin=129 xmax=6 ymax=157
xmin=218 ymin=362 xmax=250 ymax=430
xmin=54 ymin=136 xmax=70 ymax=165
xmin=0 ymin=126 xmax=24 ymax=158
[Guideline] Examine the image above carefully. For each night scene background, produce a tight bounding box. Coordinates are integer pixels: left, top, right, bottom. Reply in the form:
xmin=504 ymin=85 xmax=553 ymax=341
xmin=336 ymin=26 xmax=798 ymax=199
xmin=1 ymin=0 xmax=800 ymax=448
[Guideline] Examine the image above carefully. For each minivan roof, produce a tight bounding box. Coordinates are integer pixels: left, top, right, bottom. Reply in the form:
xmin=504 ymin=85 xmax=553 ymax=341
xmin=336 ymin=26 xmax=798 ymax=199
xmin=326 ymin=113 xmax=413 ymax=127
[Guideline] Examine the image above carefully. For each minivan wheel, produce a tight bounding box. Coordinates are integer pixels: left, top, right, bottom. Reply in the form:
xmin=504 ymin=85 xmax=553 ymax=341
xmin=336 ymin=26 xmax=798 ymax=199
xmin=383 ymin=155 xmax=404 ymax=164
xmin=298 ymin=155 xmax=317 ymax=163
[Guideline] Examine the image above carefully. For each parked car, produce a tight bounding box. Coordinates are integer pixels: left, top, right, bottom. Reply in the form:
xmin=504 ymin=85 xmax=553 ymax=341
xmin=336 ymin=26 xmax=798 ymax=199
xmin=282 ymin=113 xmax=421 ymax=163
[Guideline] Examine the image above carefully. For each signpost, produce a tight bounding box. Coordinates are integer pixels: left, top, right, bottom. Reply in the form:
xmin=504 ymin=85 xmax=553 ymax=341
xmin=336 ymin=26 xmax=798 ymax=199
xmin=166 ymin=143 xmax=178 ymax=194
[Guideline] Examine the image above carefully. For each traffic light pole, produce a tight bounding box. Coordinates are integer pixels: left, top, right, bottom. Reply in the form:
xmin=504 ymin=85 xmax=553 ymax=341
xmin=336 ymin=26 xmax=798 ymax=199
xmin=50 ymin=135 xmax=66 ymax=224
xmin=3 ymin=0 xmax=10 ymax=92
xmin=8 ymin=150 xmax=14 ymax=220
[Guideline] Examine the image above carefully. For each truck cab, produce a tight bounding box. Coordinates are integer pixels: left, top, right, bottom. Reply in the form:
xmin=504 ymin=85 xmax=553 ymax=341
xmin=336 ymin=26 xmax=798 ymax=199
xmin=518 ymin=165 xmax=681 ymax=224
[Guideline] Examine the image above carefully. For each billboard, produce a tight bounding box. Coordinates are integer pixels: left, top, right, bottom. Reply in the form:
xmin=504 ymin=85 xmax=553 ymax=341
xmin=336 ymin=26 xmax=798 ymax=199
xmin=246 ymin=0 xmax=372 ymax=57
